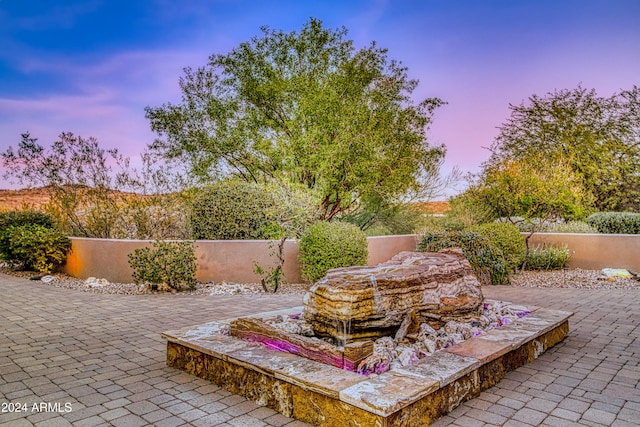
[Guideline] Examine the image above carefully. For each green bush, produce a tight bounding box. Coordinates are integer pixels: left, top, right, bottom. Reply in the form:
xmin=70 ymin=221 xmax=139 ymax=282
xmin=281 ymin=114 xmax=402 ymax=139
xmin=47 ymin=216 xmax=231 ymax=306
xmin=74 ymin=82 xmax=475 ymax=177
xmin=0 ymin=210 xmax=55 ymax=229
xmin=299 ymin=221 xmax=368 ymax=283
xmin=417 ymin=230 xmax=509 ymax=286
xmin=189 ymin=180 xmax=280 ymax=240
xmin=0 ymin=211 xmax=56 ymax=258
xmin=5 ymin=224 xmax=71 ymax=273
xmin=524 ymin=244 xmax=571 ymax=270
xmin=499 ymin=217 xmax=555 ymax=233
xmin=443 ymin=193 xmax=495 ymax=231
xmin=128 ymin=240 xmax=198 ymax=291
xmin=586 ymin=212 xmax=640 ymax=234
xmin=500 ymin=218 xmax=599 ymax=234
xmin=110 ymin=193 xmax=192 ymax=240
xmin=546 ymin=221 xmax=599 ymax=233
xmin=469 ymin=223 xmax=525 ymax=271
xmin=345 ymin=202 xmax=429 ymax=236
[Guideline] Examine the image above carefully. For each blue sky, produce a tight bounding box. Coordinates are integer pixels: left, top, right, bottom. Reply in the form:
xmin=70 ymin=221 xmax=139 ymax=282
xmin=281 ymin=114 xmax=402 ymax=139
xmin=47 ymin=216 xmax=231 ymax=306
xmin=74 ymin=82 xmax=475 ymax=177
xmin=1 ymin=0 xmax=639 ymax=192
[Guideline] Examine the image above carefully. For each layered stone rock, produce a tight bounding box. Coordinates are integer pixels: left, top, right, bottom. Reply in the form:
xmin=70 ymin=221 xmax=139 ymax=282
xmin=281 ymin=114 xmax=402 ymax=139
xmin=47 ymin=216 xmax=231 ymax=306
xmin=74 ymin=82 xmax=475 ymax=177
xmin=303 ymin=249 xmax=484 ymax=343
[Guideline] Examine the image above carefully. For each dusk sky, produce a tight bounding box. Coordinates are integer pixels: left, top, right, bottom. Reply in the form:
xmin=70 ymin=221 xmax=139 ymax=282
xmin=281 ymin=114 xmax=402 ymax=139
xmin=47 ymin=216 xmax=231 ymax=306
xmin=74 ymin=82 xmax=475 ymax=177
xmin=1 ymin=0 xmax=639 ymax=193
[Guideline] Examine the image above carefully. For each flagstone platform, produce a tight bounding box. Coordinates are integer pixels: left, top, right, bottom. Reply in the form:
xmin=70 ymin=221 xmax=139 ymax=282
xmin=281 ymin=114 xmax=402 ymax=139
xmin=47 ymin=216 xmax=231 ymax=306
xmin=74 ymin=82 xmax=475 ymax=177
xmin=162 ymin=305 xmax=572 ymax=426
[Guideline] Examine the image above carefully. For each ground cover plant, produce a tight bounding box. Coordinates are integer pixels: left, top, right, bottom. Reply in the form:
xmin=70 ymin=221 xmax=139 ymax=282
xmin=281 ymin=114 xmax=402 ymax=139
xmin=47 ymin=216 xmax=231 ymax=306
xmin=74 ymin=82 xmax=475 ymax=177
xmin=523 ymin=244 xmax=571 ymax=270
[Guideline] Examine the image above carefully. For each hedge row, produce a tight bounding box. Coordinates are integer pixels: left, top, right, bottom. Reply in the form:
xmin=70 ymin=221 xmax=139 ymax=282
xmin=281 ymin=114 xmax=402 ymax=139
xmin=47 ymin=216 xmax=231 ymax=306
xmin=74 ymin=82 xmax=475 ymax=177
xmin=586 ymin=212 xmax=640 ymax=234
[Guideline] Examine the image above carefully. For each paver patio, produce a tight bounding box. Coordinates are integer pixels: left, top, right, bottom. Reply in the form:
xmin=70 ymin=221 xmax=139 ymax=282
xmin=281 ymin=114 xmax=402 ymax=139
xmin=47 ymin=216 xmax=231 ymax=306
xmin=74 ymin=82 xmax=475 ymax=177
xmin=1 ymin=272 xmax=638 ymax=426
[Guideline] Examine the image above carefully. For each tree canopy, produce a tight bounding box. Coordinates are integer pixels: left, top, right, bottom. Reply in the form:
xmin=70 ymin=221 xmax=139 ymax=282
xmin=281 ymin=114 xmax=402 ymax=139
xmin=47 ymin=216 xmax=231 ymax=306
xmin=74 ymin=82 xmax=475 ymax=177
xmin=145 ymin=18 xmax=445 ymax=220
xmin=488 ymin=85 xmax=640 ymax=212
xmin=461 ymin=156 xmax=592 ymax=262
xmin=465 ymin=156 xmax=590 ymax=224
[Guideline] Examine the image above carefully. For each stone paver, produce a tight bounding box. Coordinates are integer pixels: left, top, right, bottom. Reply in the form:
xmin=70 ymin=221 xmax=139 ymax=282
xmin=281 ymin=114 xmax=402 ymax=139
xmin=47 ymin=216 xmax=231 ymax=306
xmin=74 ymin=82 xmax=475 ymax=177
xmin=1 ymin=273 xmax=639 ymax=426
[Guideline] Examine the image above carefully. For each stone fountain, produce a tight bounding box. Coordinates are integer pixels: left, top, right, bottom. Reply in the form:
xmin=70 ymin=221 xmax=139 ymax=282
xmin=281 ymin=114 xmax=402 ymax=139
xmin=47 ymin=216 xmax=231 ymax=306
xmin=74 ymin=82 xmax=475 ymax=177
xmin=163 ymin=249 xmax=572 ymax=426
xmin=303 ymin=249 xmax=484 ymax=342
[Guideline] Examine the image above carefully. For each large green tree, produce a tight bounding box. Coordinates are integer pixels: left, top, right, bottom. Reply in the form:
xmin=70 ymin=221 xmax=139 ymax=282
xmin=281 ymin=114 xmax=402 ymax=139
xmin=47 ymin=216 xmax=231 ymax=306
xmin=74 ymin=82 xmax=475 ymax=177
xmin=145 ymin=18 xmax=445 ymax=220
xmin=489 ymin=85 xmax=640 ymax=212
xmin=462 ymin=156 xmax=592 ymax=264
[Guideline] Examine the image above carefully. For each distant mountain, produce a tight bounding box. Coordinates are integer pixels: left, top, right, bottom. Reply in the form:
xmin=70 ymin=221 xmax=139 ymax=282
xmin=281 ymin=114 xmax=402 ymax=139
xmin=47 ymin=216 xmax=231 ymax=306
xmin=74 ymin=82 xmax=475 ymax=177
xmin=0 ymin=187 xmax=138 ymax=211
xmin=0 ymin=187 xmax=52 ymax=211
xmin=412 ymin=201 xmax=451 ymax=215
xmin=1 ymin=187 xmax=452 ymax=216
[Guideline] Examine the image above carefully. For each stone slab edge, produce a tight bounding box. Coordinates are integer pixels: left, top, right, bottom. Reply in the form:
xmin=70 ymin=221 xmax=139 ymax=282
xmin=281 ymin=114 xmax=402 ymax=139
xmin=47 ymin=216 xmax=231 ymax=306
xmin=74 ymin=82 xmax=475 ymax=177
xmin=163 ymin=305 xmax=573 ymax=418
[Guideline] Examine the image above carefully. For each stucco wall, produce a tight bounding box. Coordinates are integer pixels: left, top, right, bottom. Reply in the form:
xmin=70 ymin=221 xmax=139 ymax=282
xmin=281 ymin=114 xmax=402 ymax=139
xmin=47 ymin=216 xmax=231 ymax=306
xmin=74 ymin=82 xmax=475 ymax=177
xmin=526 ymin=233 xmax=640 ymax=271
xmin=367 ymin=234 xmax=420 ymax=266
xmin=62 ymin=233 xmax=640 ymax=283
xmin=62 ymin=235 xmax=420 ymax=284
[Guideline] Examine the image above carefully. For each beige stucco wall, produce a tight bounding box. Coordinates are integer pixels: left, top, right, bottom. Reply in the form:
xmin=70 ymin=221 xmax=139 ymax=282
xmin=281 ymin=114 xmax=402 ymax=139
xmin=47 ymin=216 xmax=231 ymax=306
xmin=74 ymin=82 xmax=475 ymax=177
xmin=194 ymin=239 xmax=302 ymax=284
xmin=526 ymin=233 xmax=640 ymax=271
xmin=367 ymin=234 xmax=420 ymax=265
xmin=62 ymin=233 xmax=640 ymax=283
xmin=63 ymin=238 xmax=151 ymax=284
xmin=62 ymin=235 xmax=420 ymax=284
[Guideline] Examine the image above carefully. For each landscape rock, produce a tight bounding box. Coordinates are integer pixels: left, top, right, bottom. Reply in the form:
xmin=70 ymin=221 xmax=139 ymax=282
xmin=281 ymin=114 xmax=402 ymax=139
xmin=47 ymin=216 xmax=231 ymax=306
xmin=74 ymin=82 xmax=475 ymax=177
xmin=40 ymin=275 xmax=57 ymax=284
xmin=303 ymin=249 xmax=484 ymax=343
xmin=84 ymin=277 xmax=109 ymax=287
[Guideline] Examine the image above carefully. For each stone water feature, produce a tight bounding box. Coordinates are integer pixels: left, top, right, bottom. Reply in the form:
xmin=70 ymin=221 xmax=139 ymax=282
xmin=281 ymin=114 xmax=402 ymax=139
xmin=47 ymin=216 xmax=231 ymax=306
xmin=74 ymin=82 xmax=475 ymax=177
xmin=303 ymin=249 xmax=484 ymax=342
xmin=163 ymin=249 xmax=573 ymax=426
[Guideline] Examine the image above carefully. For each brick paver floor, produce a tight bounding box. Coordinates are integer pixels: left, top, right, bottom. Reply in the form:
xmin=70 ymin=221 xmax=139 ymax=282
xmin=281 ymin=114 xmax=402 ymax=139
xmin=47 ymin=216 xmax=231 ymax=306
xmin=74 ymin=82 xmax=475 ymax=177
xmin=1 ymin=272 xmax=638 ymax=426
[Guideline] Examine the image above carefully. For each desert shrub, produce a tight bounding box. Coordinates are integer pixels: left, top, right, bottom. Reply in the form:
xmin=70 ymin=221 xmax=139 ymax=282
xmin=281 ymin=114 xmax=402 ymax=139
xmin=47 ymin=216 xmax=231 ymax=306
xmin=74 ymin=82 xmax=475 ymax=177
xmin=498 ymin=217 xmax=557 ymax=233
xmin=443 ymin=192 xmax=495 ymax=231
xmin=418 ymin=214 xmax=448 ymax=232
xmin=586 ymin=212 xmax=640 ymax=234
xmin=0 ymin=211 xmax=56 ymax=258
xmin=417 ymin=230 xmax=509 ymax=286
xmin=4 ymin=224 xmax=71 ymax=273
xmin=509 ymin=218 xmax=598 ymax=233
xmin=189 ymin=180 xmax=280 ymax=240
xmin=469 ymin=223 xmax=525 ymax=271
xmin=0 ymin=210 xmax=55 ymax=229
xmin=128 ymin=240 xmax=197 ymax=290
xmin=111 ymin=193 xmax=191 ymax=240
xmin=524 ymin=244 xmax=571 ymax=270
xmin=545 ymin=221 xmax=599 ymax=233
xmin=250 ymin=183 xmax=319 ymax=293
xmin=345 ymin=201 xmax=430 ymax=236
xmin=261 ymin=181 xmax=320 ymax=238
xmin=299 ymin=221 xmax=368 ymax=283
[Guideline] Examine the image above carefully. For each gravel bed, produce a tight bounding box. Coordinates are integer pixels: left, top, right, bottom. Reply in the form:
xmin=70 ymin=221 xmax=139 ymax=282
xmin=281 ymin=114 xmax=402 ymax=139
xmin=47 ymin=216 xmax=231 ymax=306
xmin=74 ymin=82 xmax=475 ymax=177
xmin=2 ymin=266 xmax=638 ymax=295
xmin=510 ymin=268 xmax=640 ymax=290
xmin=0 ymin=266 xmax=310 ymax=295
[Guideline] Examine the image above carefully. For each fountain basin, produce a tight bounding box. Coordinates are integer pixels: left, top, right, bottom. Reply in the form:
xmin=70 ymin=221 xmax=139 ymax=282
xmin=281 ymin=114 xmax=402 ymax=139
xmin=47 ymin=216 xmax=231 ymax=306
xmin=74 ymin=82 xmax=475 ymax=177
xmin=162 ymin=304 xmax=572 ymax=426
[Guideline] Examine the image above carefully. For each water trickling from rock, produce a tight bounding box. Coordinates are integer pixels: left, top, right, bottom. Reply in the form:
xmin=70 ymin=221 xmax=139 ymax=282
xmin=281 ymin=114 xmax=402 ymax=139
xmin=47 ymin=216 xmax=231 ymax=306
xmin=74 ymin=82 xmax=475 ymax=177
xmin=370 ymin=275 xmax=381 ymax=314
xmin=303 ymin=249 xmax=484 ymax=343
xmin=336 ymin=295 xmax=353 ymax=349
